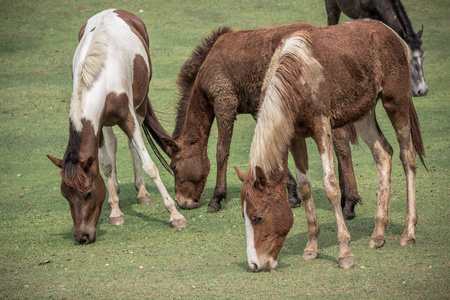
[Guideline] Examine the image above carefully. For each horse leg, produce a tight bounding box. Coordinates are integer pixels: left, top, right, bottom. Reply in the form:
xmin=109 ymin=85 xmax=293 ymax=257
xmin=382 ymin=97 xmax=419 ymax=246
xmin=354 ymin=109 xmax=393 ymax=249
xmin=99 ymin=127 xmax=125 ymax=225
xmin=332 ymin=126 xmax=361 ymax=220
xmin=290 ymin=136 xmax=319 ymax=261
xmin=128 ymin=140 xmax=152 ymax=205
xmin=287 ymin=169 xmax=301 ymax=208
xmin=123 ymin=111 xmax=188 ymax=228
xmin=314 ymin=116 xmax=354 ymax=268
xmin=207 ymin=99 xmax=238 ymax=213
xmin=324 ymin=0 xmax=341 ymax=25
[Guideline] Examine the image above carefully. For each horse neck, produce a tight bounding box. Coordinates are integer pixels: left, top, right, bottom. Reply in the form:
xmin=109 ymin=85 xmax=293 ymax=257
xmin=173 ymin=87 xmax=215 ymax=146
xmin=384 ymin=0 xmax=419 ymax=46
xmin=64 ymin=119 xmax=100 ymax=166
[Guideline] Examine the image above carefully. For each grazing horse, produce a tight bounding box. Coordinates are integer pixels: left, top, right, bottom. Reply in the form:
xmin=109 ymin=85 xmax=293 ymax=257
xmin=159 ymin=23 xmax=360 ymax=214
xmin=324 ymin=0 xmax=428 ymax=96
xmin=47 ymin=9 xmax=187 ymax=244
xmin=235 ymin=19 xmax=425 ymax=272
xmin=324 ymin=0 xmax=428 ymax=220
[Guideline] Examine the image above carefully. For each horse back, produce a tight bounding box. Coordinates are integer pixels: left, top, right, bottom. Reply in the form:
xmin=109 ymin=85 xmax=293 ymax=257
xmin=195 ymin=22 xmax=318 ymax=113
xmin=72 ymin=9 xmax=151 ymax=131
xmin=308 ymin=19 xmax=411 ymax=126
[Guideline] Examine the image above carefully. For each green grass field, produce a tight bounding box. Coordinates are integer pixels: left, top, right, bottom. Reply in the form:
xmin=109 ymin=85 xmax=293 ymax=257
xmin=1 ymin=0 xmax=449 ymax=298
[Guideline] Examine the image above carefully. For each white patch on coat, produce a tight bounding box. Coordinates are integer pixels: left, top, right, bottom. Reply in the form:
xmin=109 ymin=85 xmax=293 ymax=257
xmin=70 ymin=9 xmax=150 ymax=134
xmin=243 ymin=202 xmax=259 ymax=270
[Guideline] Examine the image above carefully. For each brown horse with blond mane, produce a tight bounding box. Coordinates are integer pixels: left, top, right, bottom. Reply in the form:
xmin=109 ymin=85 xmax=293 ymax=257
xmin=235 ymin=19 xmax=425 ymax=272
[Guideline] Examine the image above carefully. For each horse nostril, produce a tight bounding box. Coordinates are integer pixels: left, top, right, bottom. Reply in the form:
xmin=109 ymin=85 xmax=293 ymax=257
xmin=251 ymin=263 xmax=259 ymax=272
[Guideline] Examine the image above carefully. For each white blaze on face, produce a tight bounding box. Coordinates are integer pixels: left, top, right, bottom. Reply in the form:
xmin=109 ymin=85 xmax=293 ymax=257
xmin=243 ymin=202 xmax=259 ymax=270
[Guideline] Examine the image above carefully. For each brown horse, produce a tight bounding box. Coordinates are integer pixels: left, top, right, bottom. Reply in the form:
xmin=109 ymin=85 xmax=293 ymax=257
xmin=235 ymin=19 xmax=425 ymax=272
xmin=324 ymin=0 xmax=428 ymax=219
xmin=158 ymin=22 xmax=360 ymax=215
xmin=47 ymin=9 xmax=187 ymax=244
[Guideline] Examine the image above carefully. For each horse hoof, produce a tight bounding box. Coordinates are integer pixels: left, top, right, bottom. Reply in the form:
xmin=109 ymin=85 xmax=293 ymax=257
xmin=170 ymin=218 xmax=188 ymax=228
xmin=206 ymin=202 xmax=221 ymax=213
xmin=302 ymin=251 xmax=319 ymax=261
xmin=343 ymin=210 xmax=356 ymax=220
xmin=369 ymin=238 xmax=385 ymax=249
xmin=339 ymin=256 xmax=355 ymax=269
xmin=288 ymin=198 xmax=301 ymax=208
xmin=110 ymin=215 xmax=125 ymax=226
xmin=137 ymin=195 xmax=152 ymax=205
xmin=400 ymin=237 xmax=415 ymax=246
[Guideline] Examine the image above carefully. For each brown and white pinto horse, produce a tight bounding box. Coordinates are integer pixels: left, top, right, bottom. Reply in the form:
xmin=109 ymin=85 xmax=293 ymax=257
xmin=47 ymin=9 xmax=187 ymax=244
xmin=235 ymin=19 xmax=425 ymax=272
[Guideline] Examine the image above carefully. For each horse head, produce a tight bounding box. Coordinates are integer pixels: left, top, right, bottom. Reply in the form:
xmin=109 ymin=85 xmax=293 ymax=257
xmin=410 ymin=25 xmax=428 ymax=97
xmin=235 ymin=166 xmax=293 ymax=272
xmin=165 ymin=138 xmax=210 ymax=210
xmin=47 ymin=154 xmax=105 ymax=244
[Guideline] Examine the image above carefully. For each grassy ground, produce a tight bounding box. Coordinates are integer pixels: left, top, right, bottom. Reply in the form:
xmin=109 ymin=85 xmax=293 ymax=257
xmin=1 ymin=0 xmax=449 ymax=298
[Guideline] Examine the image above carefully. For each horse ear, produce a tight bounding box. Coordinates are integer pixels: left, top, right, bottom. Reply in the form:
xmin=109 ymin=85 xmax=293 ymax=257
xmin=47 ymin=155 xmax=63 ymax=169
xmin=417 ymin=25 xmax=424 ymax=38
xmin=234 ymin=166 xmax=246 ymax=182
xmin=254 ymin=166 xmax=267 ymax=191
xmin=80 ymin=156 xmax=94 ymax=172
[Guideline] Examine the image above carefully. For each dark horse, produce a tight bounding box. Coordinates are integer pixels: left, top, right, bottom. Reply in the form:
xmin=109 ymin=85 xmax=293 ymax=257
xmin=235 ymin=19 xmax=425 ymax=272
xmin=325 ymin=0 xmax=427 ymax=96
xmin=47 ymin=9 xmax=187 ymax=244
xmin=155 ymin=23 xmax=362 ymax=215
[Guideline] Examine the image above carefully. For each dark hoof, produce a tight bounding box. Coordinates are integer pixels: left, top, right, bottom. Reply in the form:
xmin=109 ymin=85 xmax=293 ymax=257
xmin=339 ymin=256 xmax=355 ymax=269
xmin=170 ymin=217 xmax=188 ymax=228
xmin=369 ymin=238 xmax=385 ymax=249
xmin=110 ymin=215 xmax=125 ymax=226
xmin=137 ymin=195 xmax=152 ymax=205
xmin=343 ymin=209 xmax=356 ymax=220
xmin=207 ymin=202 xmax=221 ymax=213
xmin=288 ymin=197 xmax=301 ymax=208
xmin=302 ymin=251 xmax=319 ymax=261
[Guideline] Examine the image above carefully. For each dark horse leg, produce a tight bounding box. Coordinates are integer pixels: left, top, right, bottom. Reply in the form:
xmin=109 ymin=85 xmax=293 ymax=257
xmin=287 ymin=169 xmax=301 ymax=208
xmin=208 ymin=107 xmax=302 ymax=213
xmin=325 ymin=0 xmax=342 ymax=25
xmin=332 ymin=126 xmax=362 ymax=220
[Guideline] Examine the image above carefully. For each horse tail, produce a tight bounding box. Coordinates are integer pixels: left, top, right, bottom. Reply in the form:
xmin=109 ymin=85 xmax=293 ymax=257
xmin=142 ymin=100 xmax=174 ymax=175
xmin=173 ymin=26 xmax=233 ymax=138
xmin=408 ymin=98 xmax=427 ymax=171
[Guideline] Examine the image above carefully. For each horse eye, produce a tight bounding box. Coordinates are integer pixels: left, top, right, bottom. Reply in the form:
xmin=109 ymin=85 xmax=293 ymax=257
xmin=170 ymin=165 xmax=176 ymax=172
xmin=86 ymin=191 xmax=93 ymax=199
xmin=254 ymin=215 xmax=264 ymax=224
